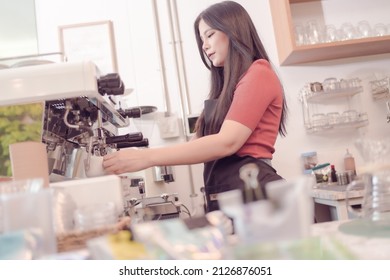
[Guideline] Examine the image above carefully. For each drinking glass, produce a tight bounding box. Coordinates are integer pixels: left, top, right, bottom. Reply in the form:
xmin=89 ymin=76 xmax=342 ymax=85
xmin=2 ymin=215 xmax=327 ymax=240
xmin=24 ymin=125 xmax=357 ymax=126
xmin=340 ymin=22 xmax=357 ymax=40
xmin=356 ymin=20 xmax=372 ymax=38
xmin=294 ymin=23 xmax=307 ymax=46
xmin=322 ymin=77 xmax=339 ymax=92
xmin=324 ymin=24 xmax=338 ymax=43
xmin=311 ymin=113 xmax=328 ymax=127
xmin=306 ymin=20 xmax=321 ymax=44
xmin=327 ymin=112 xmax=340 ymax=125
xmin=346 ymin=172 xmax=390 ymax=227
xmin=373 ymin=23 xmax=387 ymax=37
xmin=341 ymin=110 xmax=358 ymax=123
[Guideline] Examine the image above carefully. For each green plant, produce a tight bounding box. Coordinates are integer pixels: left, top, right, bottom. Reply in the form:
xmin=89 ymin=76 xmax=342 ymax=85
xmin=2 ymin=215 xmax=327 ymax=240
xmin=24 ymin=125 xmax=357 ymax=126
xmin=0 ymin=103 xmax=43 ymax=176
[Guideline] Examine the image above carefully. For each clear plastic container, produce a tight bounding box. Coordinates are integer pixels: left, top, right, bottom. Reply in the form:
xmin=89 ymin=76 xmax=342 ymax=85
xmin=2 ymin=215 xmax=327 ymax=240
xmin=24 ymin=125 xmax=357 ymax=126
xmin=1 ymin=188 xmax=56 ymax=257
xmin=301 ymin=151 xmax=318 ymax=173
xmin=73 ymin=202 xmax=117 ymax=231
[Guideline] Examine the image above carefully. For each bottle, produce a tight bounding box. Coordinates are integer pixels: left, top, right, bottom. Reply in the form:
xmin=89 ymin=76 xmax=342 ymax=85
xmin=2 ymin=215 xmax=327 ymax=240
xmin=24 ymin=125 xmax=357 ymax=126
xmin=344 ymin=149 xmax=356 ymax=175
xmin=330 ymin=164 xmax=338 ymax=183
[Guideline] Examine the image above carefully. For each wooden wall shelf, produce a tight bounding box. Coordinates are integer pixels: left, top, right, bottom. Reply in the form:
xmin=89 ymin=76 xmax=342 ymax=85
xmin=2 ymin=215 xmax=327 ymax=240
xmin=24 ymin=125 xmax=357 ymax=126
xmin=269 ymin=0 xmax=390 ymax=65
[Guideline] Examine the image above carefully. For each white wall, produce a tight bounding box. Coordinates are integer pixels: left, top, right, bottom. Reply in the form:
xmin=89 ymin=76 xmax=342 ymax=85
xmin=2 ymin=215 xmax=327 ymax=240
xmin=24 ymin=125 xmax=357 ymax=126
xmin=34 ymin=0 xmax=390 ymax=215
xmin=0 ymin=0 xmax=38 ymax=57
xmin=166 ymin=0 xmax=390 ymax=186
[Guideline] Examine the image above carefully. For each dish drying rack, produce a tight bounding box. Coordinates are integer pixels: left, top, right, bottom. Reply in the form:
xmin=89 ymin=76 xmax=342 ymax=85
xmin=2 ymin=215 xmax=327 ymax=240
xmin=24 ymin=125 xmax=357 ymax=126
xmin=298 ymin=77 xmax=369 ymax=133
xmin=369 ymin=76 xmax=390 ymax=123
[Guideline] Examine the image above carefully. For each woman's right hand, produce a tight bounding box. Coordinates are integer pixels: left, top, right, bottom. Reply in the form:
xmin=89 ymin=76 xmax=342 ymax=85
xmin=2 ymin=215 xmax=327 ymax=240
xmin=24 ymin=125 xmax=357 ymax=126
xmin=102 ymin=148 xmax=151 ymax=175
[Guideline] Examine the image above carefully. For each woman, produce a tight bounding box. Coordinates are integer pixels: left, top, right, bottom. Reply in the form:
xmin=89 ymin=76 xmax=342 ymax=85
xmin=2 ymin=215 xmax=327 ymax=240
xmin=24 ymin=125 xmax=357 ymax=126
xmin=103 ymin=1 xmax=288 ymax=212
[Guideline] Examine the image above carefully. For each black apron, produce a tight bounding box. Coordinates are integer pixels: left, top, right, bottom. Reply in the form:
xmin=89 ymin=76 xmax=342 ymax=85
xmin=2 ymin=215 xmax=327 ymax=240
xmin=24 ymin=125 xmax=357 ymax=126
xmin=202 ymin=100 xmax=284 ymax=212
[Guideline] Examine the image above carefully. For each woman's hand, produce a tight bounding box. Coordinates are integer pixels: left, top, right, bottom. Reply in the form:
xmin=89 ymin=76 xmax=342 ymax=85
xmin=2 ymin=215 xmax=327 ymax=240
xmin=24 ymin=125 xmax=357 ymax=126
xmin=102 ymin=148 xmax=150 ymax=175
xmin=102 ymin=120 xmax=252 ymax=175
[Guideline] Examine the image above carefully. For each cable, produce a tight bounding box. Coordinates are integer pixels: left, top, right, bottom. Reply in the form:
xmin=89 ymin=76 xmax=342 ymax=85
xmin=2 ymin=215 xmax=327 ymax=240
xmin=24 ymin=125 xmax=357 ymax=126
xmin=180 ymin=203 xmax=192 ymax=218
xmin=180 ymin=209 xmax=191 ymax=217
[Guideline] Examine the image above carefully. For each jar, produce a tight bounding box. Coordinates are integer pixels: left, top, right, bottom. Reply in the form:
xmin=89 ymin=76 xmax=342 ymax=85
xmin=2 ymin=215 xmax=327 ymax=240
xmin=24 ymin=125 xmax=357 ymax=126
xmin=310 ymin=82 xmax=323 ymax=93
xmin=312 ymin=163 xmax=331 ymax=183
xmin=337 ymin=172 xmax=349 ymax=186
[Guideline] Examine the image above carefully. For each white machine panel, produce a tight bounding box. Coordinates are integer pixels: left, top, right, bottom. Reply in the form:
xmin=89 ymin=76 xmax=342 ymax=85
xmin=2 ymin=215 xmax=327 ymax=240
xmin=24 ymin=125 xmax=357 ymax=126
xmin=50 ymin=175 xmax=124 ymax=216
xmin=0 ymin=61 xmax=99 ymax=106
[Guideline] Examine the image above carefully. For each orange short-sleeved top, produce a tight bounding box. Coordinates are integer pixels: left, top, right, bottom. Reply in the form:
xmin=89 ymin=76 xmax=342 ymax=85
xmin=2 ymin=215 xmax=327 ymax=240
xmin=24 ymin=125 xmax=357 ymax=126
xmin=225 ymin=59 xmax=283 ymax=159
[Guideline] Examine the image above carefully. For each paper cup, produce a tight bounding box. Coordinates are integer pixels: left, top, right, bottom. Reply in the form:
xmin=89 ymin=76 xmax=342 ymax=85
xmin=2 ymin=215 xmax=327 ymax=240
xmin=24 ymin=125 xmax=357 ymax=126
xmin=9 ymin=141 xmax=50 ymax=188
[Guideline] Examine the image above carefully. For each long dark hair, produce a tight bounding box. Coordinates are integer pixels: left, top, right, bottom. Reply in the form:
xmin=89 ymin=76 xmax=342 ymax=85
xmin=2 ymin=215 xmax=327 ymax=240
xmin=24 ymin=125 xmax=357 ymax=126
xmin=193 ymin=1 xmax=287 ymax=137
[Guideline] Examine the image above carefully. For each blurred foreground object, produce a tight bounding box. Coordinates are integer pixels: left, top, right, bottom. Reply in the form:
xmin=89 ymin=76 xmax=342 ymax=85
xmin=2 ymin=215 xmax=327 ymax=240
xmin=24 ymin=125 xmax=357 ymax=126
xmin=218 ymin=176 xmax=315 ymax=244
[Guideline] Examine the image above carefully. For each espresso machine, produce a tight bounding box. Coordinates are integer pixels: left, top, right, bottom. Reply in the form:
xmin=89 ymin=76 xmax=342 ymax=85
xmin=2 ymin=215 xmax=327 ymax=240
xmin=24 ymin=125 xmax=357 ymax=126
xmin=41 ymin=72 xmax=149 ymax=181
xmin=0 ymin=60 xmax=148 ymax=181
xmin=0 ymin=60 xmax=181 ymax=221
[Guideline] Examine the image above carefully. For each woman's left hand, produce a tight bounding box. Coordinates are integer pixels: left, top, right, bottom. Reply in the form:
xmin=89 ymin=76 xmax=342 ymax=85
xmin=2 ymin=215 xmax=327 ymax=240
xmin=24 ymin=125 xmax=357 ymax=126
xmin=102 ymin=148 xmax=150 ymax=174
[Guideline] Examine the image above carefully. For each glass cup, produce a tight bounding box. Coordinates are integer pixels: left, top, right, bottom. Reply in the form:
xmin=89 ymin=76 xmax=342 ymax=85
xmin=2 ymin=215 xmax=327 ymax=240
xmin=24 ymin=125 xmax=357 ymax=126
xmin=347 ymin=77 xmax=361 ymax=88
xmin=341 ymin=110 xmax=358 ymax=123
xmin=373 ymin=23 xmax=387 ymax=37
xmin=340 ymin=22 xmax=357 ymax=40
xmin=294 ymin=23 xmax=307 ymax=46
xmin=356 ymin=20 xmax=372 ymax=38
xmin=327 ymin=112 xmax=340 ymax=125
xmin=311 ymin=113 xmax=328 ymax=127
xmin=324 ymin=24 xmax=338 ymax=43
xmin=323 ymin=77 xmax=339 ymax=92
xmin=346 ymin=171 xmax=390 ymax=227
xmin=306 ymin=20 xmax=321 ymax=44
xmin=346 ymin=138 xmax=390 ymax=227
xmin=339 ymin=79 xmax=349 ymax=89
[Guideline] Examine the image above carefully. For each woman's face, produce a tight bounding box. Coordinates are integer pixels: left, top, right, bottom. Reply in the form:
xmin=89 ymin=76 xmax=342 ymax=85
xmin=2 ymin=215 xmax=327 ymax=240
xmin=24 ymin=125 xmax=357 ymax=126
xmin=198 ymin=19 xmax=229 ymax=67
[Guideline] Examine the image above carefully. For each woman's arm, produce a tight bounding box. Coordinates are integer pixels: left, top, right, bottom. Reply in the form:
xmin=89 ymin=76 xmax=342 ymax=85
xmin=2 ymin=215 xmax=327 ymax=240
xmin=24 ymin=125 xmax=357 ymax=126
xmin=189 ymin=134 xmax=199 ymax=141
xmin=102 ymin=120 xmax=252 ymax=174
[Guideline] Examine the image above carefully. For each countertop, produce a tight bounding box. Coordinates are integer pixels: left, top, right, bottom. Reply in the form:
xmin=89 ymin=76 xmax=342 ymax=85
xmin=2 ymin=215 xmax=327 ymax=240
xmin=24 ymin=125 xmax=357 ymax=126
xmin=311 ymin=183 xmax=364 ymax=200
xmin=225 ymin=218 xmax=390 ymax=260
xmin=311 ymin=219 xmax=390 ymax=259
xmin=41 ymin=219 xmax=390 ymax=260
